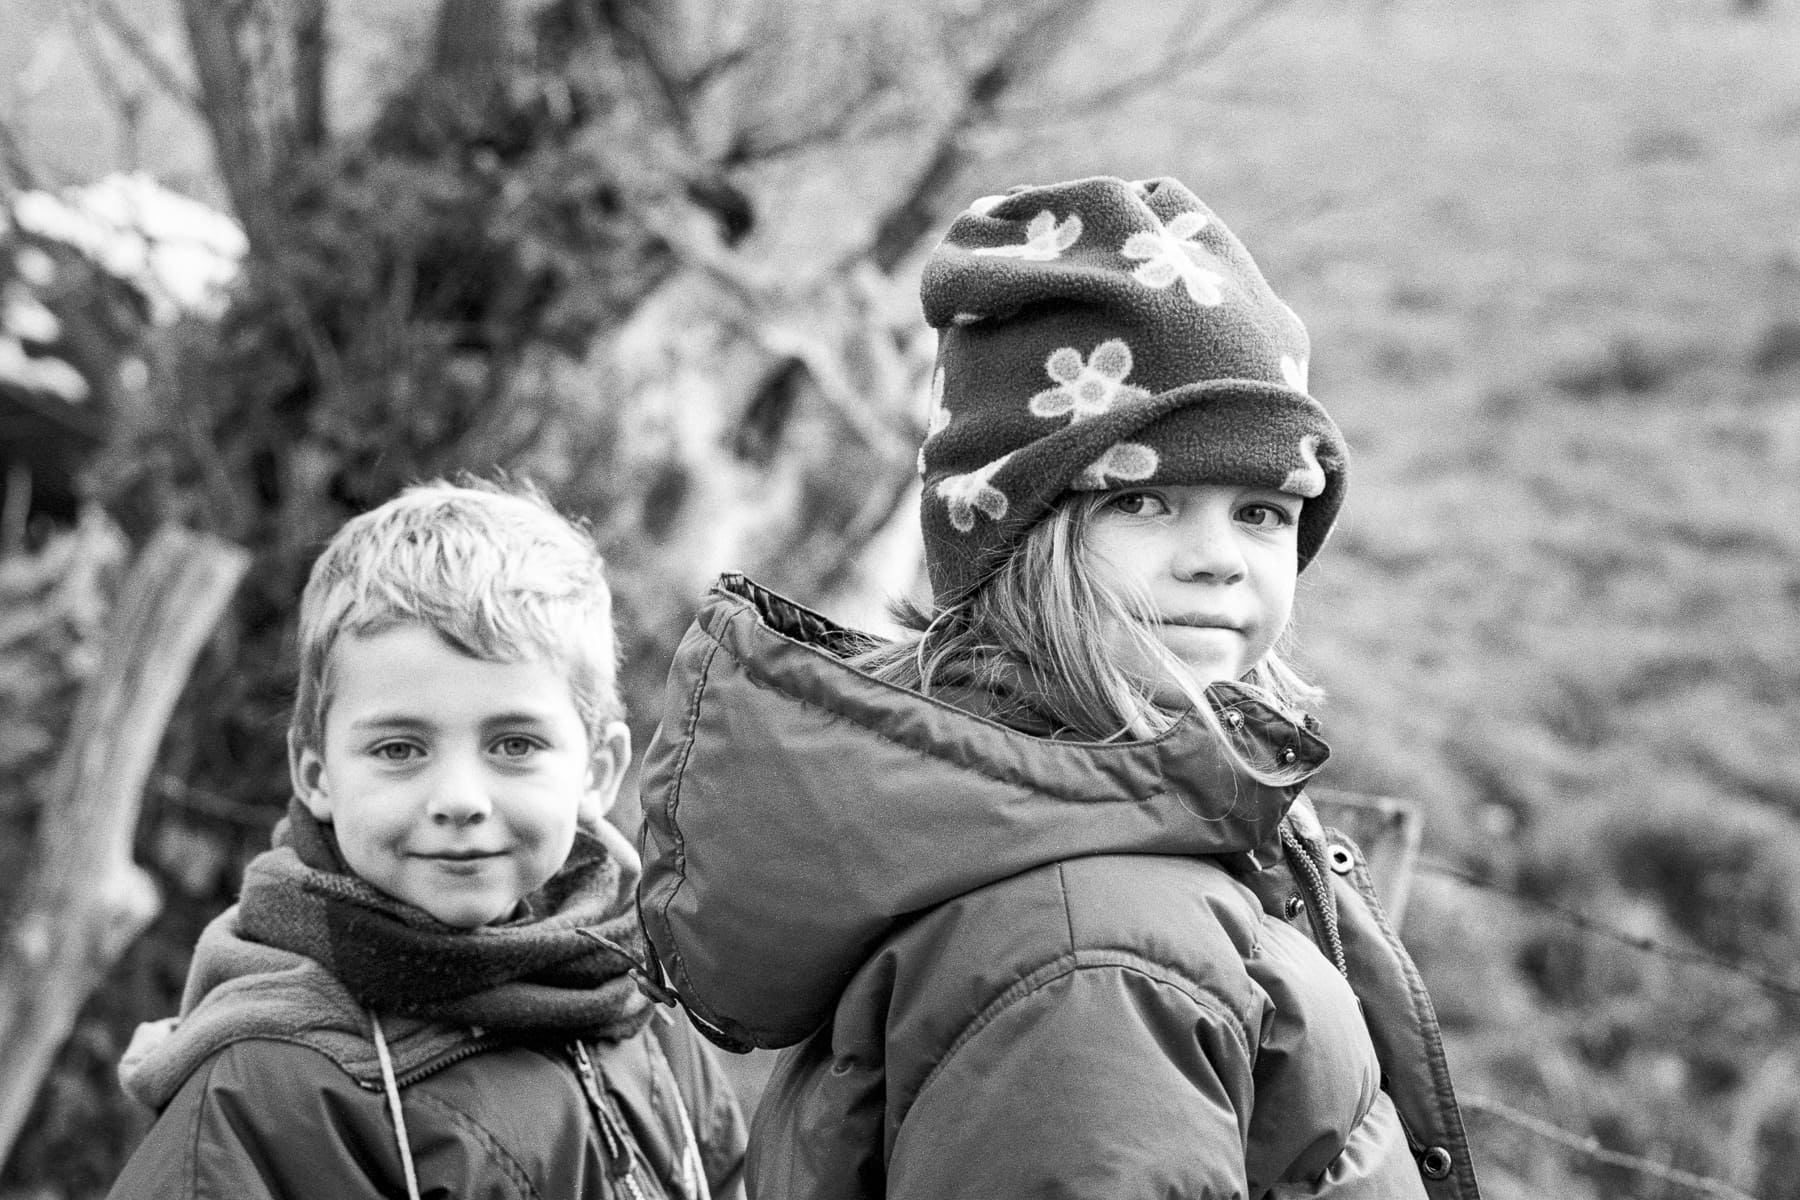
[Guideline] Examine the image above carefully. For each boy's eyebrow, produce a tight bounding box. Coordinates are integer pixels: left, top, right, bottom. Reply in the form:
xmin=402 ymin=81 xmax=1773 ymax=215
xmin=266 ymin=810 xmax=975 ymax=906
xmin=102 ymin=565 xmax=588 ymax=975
xmin=345 ymin=709 xmax=565 ymax=731
xmin=478 ymin=710 xmax=565 ymax=728
xmin=345 ymin=714 xmax=436 ymax=733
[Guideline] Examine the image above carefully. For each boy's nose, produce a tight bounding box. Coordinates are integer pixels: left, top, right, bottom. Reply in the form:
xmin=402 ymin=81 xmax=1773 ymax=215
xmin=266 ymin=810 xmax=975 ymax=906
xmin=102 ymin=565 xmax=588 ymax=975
xmin=426 ymin=767 xmax=492 ymax=825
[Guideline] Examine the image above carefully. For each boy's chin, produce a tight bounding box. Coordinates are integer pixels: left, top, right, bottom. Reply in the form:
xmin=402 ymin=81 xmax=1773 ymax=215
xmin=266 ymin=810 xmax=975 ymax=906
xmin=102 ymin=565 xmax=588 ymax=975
xmin=407 ymin=889 xmax=531 ymax=929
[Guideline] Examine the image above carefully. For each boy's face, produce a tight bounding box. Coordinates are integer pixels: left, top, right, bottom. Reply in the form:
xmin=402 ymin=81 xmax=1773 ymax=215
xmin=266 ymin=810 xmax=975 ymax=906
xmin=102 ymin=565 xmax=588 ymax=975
xmin=292 ymin=624 xmax=629 ymax=928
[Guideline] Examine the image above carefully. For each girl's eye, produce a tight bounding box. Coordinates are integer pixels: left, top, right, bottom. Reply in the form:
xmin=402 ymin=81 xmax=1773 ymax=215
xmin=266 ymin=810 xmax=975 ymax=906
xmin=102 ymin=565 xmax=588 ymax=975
xmin=1238 ymin=502 xmax=1297 ymax=529
xmin=493 ymin=735 xmax=543 ymax=759
xmin=1105 ymin=491 xmax=1169 ymax=518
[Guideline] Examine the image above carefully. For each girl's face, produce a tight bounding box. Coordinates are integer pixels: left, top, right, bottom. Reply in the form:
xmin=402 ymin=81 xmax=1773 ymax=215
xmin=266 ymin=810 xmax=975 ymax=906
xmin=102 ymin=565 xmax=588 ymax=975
xmin=1082 ymin=483 xmax=1300 ymax=694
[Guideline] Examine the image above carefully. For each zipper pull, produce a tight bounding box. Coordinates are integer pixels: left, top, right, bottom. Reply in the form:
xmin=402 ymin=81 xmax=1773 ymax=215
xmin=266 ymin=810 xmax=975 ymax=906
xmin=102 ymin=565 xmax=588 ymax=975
xmin=573 ymin=1042 xmax=654 ymax=1199
xmin=573 ymin=1043 xmax=626 ymax=1165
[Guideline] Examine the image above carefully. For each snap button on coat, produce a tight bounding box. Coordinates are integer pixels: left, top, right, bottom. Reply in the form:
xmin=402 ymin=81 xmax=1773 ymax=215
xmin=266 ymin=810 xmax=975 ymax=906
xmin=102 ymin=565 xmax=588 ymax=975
xmin=1422 ymin=1146 xmax=1454 ymax=1179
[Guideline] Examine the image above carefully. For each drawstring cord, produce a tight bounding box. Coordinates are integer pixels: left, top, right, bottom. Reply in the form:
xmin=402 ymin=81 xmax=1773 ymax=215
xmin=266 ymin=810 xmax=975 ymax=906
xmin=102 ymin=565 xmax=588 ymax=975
xmin=369 ymin=1011 xmax=423 ymax=1200
xmin=576 ymin=927 xmax=679 ymax=1006
xmin=664 ymin=1052 xmax=714 ymax=1200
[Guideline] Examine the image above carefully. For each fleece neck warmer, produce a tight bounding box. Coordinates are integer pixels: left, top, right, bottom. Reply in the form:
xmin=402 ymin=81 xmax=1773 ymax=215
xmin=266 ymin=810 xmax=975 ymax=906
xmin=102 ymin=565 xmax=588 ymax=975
xmin=120 ymin=800 xmax=652 ymax=1109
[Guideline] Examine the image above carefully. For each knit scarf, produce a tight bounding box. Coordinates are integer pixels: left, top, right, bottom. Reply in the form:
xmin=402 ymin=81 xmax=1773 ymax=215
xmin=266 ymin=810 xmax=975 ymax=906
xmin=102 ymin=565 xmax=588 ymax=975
xmin=120 ymin=800 xmax=653 ymax=1109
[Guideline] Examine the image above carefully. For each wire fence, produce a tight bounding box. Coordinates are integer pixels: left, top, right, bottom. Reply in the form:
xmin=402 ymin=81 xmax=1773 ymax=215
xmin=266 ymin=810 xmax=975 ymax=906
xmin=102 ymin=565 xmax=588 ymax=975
xmin=1419 ymin=857 xmax=1796 ymax=1200
xmin=1420 ymin=857 xmax=1800 ymax=1006
xmin=1461 ymin=1093 xmax=1766 ymax=1200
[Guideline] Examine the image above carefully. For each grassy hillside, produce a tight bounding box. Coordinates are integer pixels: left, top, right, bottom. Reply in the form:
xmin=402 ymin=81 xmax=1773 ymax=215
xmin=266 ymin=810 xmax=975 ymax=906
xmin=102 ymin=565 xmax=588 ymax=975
xmin=981 ymin=0 xmax=1800 ymax=1194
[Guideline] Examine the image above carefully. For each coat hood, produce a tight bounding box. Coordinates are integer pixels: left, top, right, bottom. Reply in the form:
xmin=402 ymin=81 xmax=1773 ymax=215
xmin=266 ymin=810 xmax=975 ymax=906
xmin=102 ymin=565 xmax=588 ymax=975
xmin=637 ymin=574 xmax=1329 ymax=1051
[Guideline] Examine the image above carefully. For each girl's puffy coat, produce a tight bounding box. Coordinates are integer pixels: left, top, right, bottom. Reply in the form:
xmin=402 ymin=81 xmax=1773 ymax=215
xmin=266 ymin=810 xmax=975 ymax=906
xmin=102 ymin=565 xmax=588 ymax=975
xmin=639 ymin=576 xmax=1479 ymax=1200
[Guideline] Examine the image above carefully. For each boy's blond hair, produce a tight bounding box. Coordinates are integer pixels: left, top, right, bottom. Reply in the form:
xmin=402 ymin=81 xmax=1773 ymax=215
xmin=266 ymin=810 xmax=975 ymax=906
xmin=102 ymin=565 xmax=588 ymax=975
xmin=291 ymin=477 xmax=622 ymax=757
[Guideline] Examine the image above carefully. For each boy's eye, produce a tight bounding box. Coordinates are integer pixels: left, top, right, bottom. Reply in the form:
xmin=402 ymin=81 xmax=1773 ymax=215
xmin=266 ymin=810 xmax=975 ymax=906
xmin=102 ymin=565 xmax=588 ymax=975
xmin=371 ymin=740 xmax=421 ymax=762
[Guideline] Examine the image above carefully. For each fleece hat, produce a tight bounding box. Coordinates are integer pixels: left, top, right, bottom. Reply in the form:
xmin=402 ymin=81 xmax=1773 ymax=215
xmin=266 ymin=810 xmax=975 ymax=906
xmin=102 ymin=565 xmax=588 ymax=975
xmin=916 ymin=175 xmax=1347 ymax=608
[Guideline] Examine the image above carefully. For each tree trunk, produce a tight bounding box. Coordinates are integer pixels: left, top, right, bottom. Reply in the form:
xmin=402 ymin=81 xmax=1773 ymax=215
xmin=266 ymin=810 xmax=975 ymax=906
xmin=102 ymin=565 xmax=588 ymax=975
xmin=0 ymin=526 xmax=249 ymax=1169
xmin=431 ymin=0 xmax=512 ymax=88
xmin=293 ymin=0 xmax=330 ymax=149
xmin=178 ymin=0 xmax=327 ymax=252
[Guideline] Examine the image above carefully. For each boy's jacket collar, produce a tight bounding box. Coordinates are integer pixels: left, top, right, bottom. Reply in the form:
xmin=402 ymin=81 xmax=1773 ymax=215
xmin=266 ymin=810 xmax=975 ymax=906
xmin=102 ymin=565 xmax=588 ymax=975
xmin=637 ymin=574 xmax=1329 ymax=1051
xmin=119 ymin=804 xmax=652 ymax=1110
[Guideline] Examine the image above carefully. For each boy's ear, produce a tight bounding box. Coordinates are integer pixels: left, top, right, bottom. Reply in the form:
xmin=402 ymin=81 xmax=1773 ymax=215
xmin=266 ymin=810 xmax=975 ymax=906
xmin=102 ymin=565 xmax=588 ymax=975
xmin=289 ymin=729 xmax=334 ymax=820
xmin=580 ymin=721 xmax=633 ymax=827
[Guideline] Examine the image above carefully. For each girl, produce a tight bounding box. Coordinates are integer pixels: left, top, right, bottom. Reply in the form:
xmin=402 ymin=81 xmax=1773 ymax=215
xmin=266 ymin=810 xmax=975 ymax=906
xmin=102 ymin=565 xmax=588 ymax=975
xmin=636 ymin=176 xmax=1480 ymax=1199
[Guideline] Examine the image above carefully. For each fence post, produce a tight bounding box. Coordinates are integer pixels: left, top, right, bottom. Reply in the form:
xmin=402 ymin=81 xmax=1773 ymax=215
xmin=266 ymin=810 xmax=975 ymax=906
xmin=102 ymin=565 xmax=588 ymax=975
xmin=1310 ymin=789 xmax=1423 ymax=927
xmin=0 ymin=524 xmax=249 ymax=1168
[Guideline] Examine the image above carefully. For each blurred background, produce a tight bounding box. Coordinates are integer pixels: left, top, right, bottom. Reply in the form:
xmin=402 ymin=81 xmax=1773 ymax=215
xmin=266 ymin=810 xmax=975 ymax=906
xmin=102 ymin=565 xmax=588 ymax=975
xmin=2 ymin=0 xmax=1798 ymax=1196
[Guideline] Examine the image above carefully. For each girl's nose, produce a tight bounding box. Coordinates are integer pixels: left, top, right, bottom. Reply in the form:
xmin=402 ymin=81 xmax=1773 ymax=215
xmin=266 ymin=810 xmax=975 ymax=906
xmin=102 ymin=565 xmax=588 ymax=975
xmin=426 ymin=765 xmax=492 ymax=826
xmin=1169 ymin=510 xmax=1246 ymax=583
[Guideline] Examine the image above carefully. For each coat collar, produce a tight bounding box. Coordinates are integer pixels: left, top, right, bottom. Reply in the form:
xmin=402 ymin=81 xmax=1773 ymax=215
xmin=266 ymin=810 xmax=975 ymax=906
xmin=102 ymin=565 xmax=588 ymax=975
xmin=638 ymin=574 xmax=1331 ymax=1050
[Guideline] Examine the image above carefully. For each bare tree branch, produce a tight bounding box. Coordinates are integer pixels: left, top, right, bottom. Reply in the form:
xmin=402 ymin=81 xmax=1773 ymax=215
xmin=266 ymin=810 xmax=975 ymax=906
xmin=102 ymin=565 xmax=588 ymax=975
xmin=0 ymin=117 xmax=39 ymax=195
xmin=292 ymin=0 xmax=329 ymax=149
xmin=677 ymin=41 xmax=752 ymax=97
xmin=598 ymin=0 xmax=699 ymax=131
xmin=864 ymin=0 xmax=1106 ymax=273
xmin=726 ymin=78 xmax=905 ymax=165
xmin=66 ymin=5 xmax=151 ymax=167
xmin=70 ymin=0 xmax=201 ymax=109
xmin=1007 ymin=0 xmax=1295 ymax=125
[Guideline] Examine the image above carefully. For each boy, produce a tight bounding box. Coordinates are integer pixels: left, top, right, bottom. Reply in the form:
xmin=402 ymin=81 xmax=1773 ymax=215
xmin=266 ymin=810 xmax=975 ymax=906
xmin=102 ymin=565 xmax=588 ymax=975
xmin=110 ymin=479 xmax=745 ymax=1200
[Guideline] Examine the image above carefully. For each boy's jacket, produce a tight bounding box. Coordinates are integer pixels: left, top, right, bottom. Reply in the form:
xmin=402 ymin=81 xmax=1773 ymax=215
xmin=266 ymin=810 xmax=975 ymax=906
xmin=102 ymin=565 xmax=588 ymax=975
xmin=109 ymin=816 xmax=745 ymax=1200
xmin=640 ymin=574 xmax=1479 ymax=1200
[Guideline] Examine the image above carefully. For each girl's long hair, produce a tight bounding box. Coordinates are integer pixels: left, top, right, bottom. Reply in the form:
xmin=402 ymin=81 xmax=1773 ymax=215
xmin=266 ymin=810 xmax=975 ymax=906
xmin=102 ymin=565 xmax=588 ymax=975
xmin=851 ymin=493 xmax=1322 ymax=785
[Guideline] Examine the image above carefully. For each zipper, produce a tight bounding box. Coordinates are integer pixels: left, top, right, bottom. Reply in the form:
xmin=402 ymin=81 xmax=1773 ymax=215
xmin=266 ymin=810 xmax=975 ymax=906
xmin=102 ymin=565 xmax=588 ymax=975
xmin=572 ymin=1041 xmax=653 ymax=1200
xmin=1280 ymin=822 xmax=1348 ymax=976
xmin=391 ymin=1036 xmax=500 ymax=1089
xmin=349 ymin=1034 xmax=504 ymax=1093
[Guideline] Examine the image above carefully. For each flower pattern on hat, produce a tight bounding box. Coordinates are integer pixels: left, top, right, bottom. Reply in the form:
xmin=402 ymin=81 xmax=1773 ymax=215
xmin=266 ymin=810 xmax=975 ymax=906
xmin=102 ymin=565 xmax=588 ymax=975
xmin=1122 ymin=210 xmax=1226 ymax=306
xmin=1074 ymin=442 xmax=1159 ymax=490
xmin=1282 ymin=434 xmax=1327 ymax=498
xmin=1029 ymin=339 xmax=1150 ymax=421
xmin=1281 ymin=354 xmax=1308 ymax=391
xmin=939 ymin=451 xmax=1014 ymax=532
xmin=974 ymin=210 xmax=1083 ymax=261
